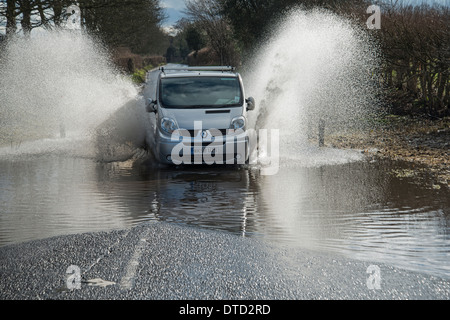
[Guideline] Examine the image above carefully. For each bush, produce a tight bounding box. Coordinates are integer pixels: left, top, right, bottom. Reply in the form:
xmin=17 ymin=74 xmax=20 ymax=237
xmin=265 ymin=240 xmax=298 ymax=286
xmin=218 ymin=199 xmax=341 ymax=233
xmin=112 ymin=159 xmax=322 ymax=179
xmin=131 ymin=65 xmax=155 ymax=84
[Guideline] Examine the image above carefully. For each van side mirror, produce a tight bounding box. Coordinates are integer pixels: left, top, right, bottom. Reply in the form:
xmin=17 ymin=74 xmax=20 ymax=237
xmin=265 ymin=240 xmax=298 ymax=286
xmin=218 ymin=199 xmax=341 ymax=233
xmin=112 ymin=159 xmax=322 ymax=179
xmin=146 ymin=99 xmax=157 ymax=113
xmin=246 ymin=97 xmax=255 ymax=111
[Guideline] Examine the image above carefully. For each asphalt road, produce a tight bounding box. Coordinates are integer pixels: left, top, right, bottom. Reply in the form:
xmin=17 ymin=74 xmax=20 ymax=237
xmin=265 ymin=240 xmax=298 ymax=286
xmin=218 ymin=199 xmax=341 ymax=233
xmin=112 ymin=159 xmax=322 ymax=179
xmin=1 ymin=221 xmax=449 ymax=301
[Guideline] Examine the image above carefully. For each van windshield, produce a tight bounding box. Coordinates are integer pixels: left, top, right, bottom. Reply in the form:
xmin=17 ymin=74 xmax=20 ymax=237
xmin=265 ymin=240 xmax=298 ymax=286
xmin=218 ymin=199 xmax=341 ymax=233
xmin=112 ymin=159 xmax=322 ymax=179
xmin=160 ymin=76 xmax=242 ymax=108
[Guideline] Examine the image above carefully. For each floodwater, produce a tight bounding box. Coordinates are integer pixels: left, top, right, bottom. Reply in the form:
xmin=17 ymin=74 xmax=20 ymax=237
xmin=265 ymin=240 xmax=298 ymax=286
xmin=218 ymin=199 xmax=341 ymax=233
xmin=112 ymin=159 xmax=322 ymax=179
xmin=0 ymin=150 xmax=449 ymax=279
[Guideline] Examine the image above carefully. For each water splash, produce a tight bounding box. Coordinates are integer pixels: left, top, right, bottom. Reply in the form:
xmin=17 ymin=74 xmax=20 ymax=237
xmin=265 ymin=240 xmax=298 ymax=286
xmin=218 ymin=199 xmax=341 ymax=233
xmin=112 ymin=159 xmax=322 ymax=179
xmin=0 ymin=30 xmax=145 ymax=160
xmin=244 ymin=9 xmax=381 ymax=167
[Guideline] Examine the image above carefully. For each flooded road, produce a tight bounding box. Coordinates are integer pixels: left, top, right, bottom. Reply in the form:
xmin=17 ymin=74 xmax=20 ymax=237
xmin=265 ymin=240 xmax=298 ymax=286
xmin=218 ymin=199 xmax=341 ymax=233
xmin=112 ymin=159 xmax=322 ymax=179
xmin=0 ymin=26 xmax=448 ymax=290
xmin=1 ymin=153 xmax=449 ymax=279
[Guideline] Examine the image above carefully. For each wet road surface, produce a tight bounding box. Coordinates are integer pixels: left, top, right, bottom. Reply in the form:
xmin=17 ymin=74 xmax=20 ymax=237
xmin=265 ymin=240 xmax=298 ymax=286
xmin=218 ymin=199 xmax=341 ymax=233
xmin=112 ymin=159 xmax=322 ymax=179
xmin=1 ymin=221 xmax=449 ymax=300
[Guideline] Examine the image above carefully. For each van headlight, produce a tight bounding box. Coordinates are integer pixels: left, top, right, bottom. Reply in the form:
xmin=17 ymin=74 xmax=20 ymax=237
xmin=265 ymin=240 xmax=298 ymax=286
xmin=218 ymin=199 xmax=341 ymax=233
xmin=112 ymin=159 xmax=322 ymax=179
xmin=230 ymin=116 xmax=246 ymax=130
xmin=160 ymin=117 xmax=178 ymax=135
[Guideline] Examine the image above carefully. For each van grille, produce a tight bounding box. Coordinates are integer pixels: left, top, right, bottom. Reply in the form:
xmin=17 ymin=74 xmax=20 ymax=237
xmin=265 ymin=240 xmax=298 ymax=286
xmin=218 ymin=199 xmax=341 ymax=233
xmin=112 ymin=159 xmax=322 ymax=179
xmin=180 ymin=129 xmax=229 ymax=137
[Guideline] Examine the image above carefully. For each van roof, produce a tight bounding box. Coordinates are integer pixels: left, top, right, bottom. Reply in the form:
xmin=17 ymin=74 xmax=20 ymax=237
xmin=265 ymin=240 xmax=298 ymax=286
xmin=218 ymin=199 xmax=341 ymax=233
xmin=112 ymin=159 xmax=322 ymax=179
xmin=159 ymin=66 xmax=238 ymax=79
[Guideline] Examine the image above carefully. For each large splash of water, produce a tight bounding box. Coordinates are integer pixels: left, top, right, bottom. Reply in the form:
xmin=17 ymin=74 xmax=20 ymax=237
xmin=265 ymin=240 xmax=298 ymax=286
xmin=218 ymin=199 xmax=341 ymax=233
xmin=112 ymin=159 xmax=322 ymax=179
xmin=244 ymin=9 xmax=381 ymax=167
xmin=0 ymin=30 xmax=146 ymax=161
xmin=0 ymin=10 xmax=381 ymax=167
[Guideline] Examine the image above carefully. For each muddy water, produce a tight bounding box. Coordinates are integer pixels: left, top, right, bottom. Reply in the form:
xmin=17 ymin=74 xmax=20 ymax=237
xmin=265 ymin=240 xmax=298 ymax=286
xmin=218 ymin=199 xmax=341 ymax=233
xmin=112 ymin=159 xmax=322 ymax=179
xmin=0 ymin=153 xmax=448 ymax=279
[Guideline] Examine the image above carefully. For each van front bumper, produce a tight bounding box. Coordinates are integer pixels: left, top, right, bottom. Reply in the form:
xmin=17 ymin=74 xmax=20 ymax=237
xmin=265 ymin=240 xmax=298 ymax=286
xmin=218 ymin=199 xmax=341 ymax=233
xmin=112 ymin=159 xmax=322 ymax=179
xmin=155 ymin=130 xmax=249 ymax=165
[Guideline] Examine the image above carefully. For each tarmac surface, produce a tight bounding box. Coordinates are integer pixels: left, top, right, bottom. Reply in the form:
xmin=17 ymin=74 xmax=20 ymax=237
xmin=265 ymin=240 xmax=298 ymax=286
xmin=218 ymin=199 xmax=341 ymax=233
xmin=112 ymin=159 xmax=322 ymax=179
xmin=1 ymin=221 xmax=449 ymax=300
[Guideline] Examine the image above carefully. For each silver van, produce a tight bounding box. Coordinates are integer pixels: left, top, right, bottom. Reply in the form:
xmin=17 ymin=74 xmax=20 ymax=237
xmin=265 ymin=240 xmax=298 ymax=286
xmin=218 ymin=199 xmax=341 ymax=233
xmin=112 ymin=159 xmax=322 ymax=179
xmin=146 ymin=66 xmax=255 ymax=165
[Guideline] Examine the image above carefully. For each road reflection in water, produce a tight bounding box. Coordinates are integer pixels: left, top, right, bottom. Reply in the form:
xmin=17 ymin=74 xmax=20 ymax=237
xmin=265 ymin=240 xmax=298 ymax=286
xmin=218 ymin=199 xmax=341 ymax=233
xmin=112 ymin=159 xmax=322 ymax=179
xmin=0 ymin=156 xmax=449 ymax=278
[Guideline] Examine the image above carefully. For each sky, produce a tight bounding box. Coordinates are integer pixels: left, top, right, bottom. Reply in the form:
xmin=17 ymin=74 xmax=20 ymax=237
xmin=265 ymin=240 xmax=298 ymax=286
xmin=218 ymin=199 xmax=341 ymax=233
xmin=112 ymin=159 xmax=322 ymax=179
xmin=160 ymin=0 xmax=187 ymax=28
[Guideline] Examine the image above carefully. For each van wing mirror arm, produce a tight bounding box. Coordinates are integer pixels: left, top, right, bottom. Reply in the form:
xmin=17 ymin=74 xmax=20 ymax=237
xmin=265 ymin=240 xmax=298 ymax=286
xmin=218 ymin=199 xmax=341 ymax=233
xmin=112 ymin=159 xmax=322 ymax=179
xmin=246 ymin=97 xmax=255 ymax=111
xmin=146 ymin=99 xmax=158 ymax=113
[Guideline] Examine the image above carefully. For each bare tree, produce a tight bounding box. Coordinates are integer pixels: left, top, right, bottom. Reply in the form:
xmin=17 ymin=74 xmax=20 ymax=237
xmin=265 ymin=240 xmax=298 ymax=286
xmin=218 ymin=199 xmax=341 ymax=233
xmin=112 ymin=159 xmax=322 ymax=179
xmin=0 ymin=0 xmax=168 ymax=55
xmin=4 ymin=0 xmax=17 ymax=36
xmin=185 ymin=0 xmax=239 ymax=66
